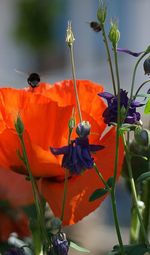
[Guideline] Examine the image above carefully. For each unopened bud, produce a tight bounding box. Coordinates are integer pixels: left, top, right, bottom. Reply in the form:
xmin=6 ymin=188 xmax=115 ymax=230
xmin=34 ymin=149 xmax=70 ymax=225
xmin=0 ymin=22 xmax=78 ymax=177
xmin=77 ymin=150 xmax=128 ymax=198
xmin=66 ymin=21 xmax=75 ymax=47
xmin=134 ymin=128 xmax=150 ymax=147
xmin=109 ymin=21 xmax=120 ymax=47
xmin=97 ymin=2 xmax=107 ymax=24
xmin=143 ymin=56 xmax=150 ymax=75
xmin=76 ymin=121 xmax=91 ymax=138
xmin=15 ymin=116 xmax=24 ymax=136
xmin=68 ymin=118 xmax=76 ymax=130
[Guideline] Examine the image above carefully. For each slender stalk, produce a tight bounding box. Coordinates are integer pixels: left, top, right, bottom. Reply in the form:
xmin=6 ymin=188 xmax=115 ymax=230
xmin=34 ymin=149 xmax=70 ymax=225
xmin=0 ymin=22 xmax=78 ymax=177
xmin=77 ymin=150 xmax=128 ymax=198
xmin=130 ymin=52 xmax=146 ymax=101
xmin=122 ymin=134 xmax=149 ymax=246
xmin=134 ymin=80 xmax=150 ymax=99
xmin=93 ymin=163 xmax=110 ymax=190
xmin=69 ymin=44 xmax=82 ymax=122
xmin=18 ymin=134 xmax=48 ymax=248
xmin=139 ymin=180 xmax=150 ymax=243
xmin=101 ymin=25 xmax=117 ymax=95
xmin=60 ymin=169 xmax=69 ymax=222
xmin=94 ymin=161 xmax=125 ymax=255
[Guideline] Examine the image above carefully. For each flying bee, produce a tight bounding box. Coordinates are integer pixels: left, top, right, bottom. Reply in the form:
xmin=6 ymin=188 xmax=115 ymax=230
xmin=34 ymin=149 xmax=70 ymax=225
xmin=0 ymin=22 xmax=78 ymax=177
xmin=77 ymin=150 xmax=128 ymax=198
xmin=89 ymin=21 xmax=102 ymax=32
xmin=27 ymin=72 xmax=41 ymax=88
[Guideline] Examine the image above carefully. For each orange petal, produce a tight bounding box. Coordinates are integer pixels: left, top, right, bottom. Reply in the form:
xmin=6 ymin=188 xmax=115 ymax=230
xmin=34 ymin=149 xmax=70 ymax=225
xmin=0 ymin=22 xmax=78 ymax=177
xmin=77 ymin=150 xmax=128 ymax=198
xmin=26 ymin=80 xmax=107 ymax=137
xmin=0 ymin=211 xmax=30 ymax=242
xmin=0 ymin=128 xmax=65 ymax=177
xmin=41 ymin=128 xmax=124 ymax=225
xmin=0 ymin=168 xmax=34 ymax=207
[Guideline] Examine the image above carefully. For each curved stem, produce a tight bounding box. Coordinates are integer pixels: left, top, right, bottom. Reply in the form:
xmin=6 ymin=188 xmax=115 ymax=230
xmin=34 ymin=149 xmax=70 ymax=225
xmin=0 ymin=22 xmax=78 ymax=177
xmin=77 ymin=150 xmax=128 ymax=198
xmin=69 ymin=44 xmax=82 ymax=122
xmin=134 ymin=80 xmax=150 ymax=99
xmin=122 ymin=134 xmax=149 ymax=246
xmin=130 ymin=52 xmax=146 ymax=101
xmin=101 ymin=25 xmax=117 ymax=95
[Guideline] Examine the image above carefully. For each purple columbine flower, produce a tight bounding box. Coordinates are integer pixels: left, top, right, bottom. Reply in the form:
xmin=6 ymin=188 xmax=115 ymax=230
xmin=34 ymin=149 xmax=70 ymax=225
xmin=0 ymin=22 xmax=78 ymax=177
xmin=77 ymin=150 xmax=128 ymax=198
xmin=98 ymin=89 xmax=144 ymax=125
xmin=50 ymin=137 xmax=104 ymax=175
xmin=117 ymin=48 xmax=144 ymax=57
xmin=49 ymin=232 xmax=69 ymax=255
xmin=4 ymin=248 xmax=25 ymax=255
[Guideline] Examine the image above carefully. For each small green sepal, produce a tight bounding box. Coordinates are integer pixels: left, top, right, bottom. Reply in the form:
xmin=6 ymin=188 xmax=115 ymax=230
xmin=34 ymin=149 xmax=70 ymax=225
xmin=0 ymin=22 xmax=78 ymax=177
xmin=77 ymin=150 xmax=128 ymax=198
xmin=15 ymin=115 xmax=24 ymax=135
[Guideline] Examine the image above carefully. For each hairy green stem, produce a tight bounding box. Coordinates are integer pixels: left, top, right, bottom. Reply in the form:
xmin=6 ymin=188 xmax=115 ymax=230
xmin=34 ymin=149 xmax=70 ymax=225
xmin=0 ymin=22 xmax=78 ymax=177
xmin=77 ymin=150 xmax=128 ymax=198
xmin=60 ymin=169 xmax=69 ymax=222
xmin=19 ymin=135 xmax=48 ymax=249
xmin=94 ymin=160 xmax=125 ymax=255
xmin=69 ymin=44 xmax=82 ymax=122
xmin=123 ymin=134 xmax=149 ymax=246
xmin=139 ymin=180 xmax=150 ymax=243
xmin=101 ymin=25 xmax=117 ymax=95
xmin=130 ymin=52 xmax=146 ymax=101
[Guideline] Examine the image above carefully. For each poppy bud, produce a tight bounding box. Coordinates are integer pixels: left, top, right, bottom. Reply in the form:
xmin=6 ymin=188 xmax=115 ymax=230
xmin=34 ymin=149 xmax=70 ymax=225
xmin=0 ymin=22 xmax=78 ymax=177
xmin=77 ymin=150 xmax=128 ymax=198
xmin=143 ymin=56 xmax=150 ymax=75
xmin=109 ymin=21 xmax=120 ymax=47
xmin=76 ymin=121 xmax=91 ymax=138
xmin=134 ymin=128 xmax=150 ymax=147
xmin=15 ymin=116 xmax=24 ymax=136
xmin=97 ymin=3 xmax=107 ymax=24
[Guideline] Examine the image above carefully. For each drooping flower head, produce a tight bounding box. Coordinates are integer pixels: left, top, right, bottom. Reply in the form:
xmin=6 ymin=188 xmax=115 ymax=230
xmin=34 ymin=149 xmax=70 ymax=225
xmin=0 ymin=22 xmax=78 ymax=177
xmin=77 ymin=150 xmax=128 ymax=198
xmin=50 ymin=121 xmax=104 ymax=175
xmin=98 ymin=89 xmax=144 ymax=125
xmin=49 ymin=232 xmax=69 ymax=255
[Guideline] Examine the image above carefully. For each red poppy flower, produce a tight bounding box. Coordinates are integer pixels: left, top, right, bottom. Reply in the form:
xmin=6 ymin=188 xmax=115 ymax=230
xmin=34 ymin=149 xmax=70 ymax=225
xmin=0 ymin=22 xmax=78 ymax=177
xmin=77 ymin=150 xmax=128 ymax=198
xmin=0 ymin=168 xmax=33 ymax=241
xmin=0 ymin=80 xmax=124 ymax=225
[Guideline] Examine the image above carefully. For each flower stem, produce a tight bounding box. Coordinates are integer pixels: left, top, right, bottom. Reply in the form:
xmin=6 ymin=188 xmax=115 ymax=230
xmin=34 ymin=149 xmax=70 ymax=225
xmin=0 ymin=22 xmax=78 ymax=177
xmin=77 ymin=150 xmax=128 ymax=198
xmin=130 ymin=52 xmax=147 ymax=101
xmin=101 ymin=25 xmax=117 ymax=95
xmin=94 ymin=162 xmax=125 ymax=255
xmin=18 ymin=134 xmax=49 ymax=249
xmin=122 ymin=134 xmax=149 ymax=246
xmin=139 ymin=180 xmax=150 ymax=243
xmin=69 ymin=44 xmax=82 ymax=122
xmin=60 ymin=169 xmax=69 ymax=222
xmin=134 ymin=80 xmax=150 ymax=99
xmin=93 ymin=163 xmax=110 ymax=190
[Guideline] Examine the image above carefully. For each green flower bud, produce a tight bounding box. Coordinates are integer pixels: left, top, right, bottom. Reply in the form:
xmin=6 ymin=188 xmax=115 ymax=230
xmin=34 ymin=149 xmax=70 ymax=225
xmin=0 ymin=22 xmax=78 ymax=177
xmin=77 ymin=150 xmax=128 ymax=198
xmin=134 ymin=128 xmax=150 ymax=148
xmin=97 ymin=4 xmax=107 ymax=25
xmin=68 ymin=117 xmax=76 ymax=130
xmin=66 ymin=21 xmax=75 ymax=47
xmin=109 ymin=21 xmax=120 ymax=47
xmin=143 ymin=56 xmax=150 ymax=75
xmin=15 ymin=116 xmax=24 ymax=136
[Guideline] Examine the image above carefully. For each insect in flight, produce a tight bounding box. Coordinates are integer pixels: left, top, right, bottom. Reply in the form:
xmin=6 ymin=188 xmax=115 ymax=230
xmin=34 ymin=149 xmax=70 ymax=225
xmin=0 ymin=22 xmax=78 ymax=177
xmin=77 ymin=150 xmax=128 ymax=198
xmin=27 ymin=72 xmax=41 ymax=88
xmin=89 ymin=21 xmax=102 ymax=32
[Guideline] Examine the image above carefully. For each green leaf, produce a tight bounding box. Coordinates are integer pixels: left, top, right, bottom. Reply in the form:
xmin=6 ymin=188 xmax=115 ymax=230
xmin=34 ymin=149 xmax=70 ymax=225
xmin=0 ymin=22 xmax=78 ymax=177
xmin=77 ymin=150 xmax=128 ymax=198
xmin=89 ymin=188 xmax=108 ymax=202
xmin=70 ymin=241 xmax=90 ymax=253
xmin=144 ymin=99 xmax=150 ymax=114
xmin=107 ymin=177 xmax=114 ymax=188
xmin=137 ymin=172 xmax=150 ymax=184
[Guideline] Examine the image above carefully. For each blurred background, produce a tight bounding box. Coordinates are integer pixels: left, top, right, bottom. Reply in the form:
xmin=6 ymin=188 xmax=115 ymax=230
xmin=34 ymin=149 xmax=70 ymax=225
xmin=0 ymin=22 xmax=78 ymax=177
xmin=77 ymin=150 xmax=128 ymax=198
xmin=0 ymin=0 xmax=149 ymax=254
